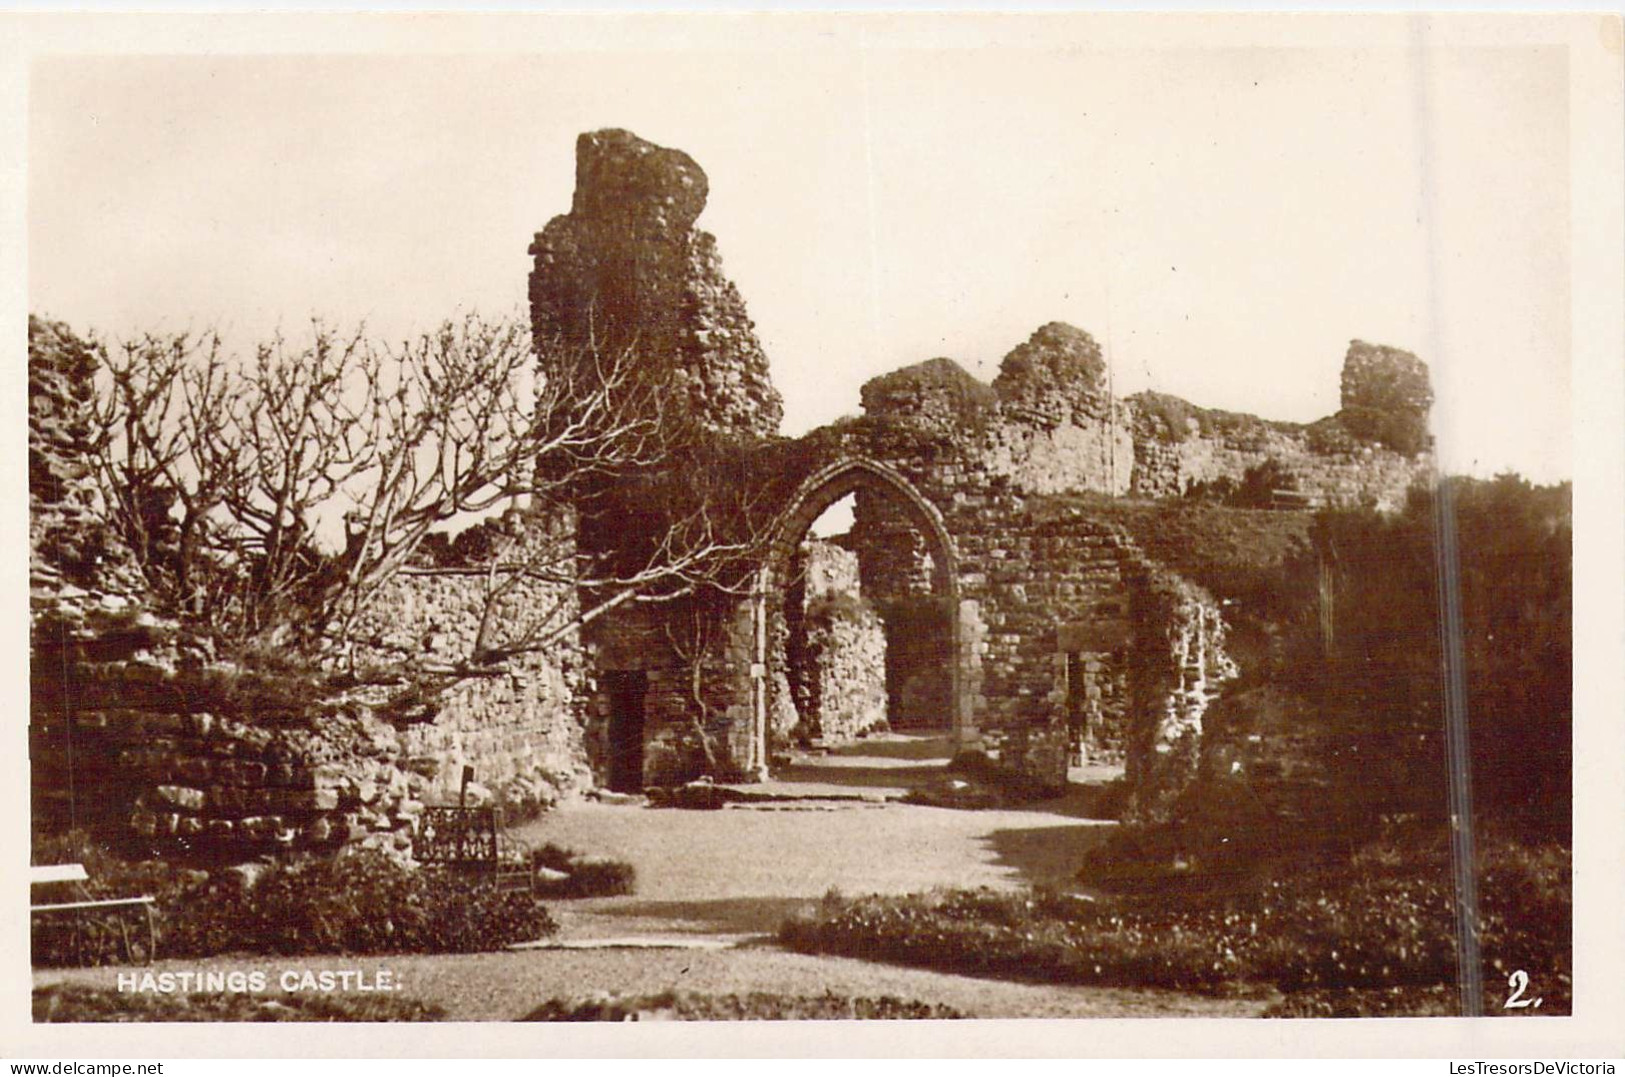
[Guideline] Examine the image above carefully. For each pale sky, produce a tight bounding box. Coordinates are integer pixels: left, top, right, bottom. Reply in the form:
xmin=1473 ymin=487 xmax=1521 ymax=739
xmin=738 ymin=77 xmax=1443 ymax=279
xmin=27 ymin=32 xmax=1572 ymax=482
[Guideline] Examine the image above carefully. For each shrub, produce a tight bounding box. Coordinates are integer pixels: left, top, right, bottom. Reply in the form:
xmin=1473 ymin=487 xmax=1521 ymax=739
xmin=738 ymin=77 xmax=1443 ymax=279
xmin=781 ymin=887 xmax=1235 ymax=991
xmin=1233 ymin=459 xmax=1296 ymax=509
xmin=529 ymin=843 xmax=637 ymax=898
xmin=162 ymin=851 xmax=558 ymax=958
xmin=1133 ymin=392 xmax=1197 ymax=444
xmin=1183 ymin=475 xmax=1238 ymax=503
xmin=1182 ymin=460 xmax=1296 ymax=509
xmin=1339 ymin=340 xmax=1433 ymax=457
xmin=899 ymin=749 xmax=1070 ymax=811
xmin=781 ymin=830 xmax=1569 ymax=1013
xmin=524 ymin=990 xmax=963 ymax=1021
xmin=31 ymin=836 xmax=557 ymax=966
xmin=33 ymin=983 xmax=445 ymax=1022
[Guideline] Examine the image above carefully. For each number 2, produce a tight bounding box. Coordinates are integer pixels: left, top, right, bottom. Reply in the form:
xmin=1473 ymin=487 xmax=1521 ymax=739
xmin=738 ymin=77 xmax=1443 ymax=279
xmin=1504 ymin=969 xmax=1543 ymax=1009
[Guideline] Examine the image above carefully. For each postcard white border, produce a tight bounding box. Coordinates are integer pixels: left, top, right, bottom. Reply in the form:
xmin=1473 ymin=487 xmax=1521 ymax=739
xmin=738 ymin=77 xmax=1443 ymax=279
xmin=1 ymin=10 xmax=1619 ymax=1060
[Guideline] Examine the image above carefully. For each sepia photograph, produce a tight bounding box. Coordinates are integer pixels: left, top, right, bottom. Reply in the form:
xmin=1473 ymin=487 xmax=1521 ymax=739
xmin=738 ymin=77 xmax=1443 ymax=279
xmin=7 ymin=9 xmax=1622 ymax=1059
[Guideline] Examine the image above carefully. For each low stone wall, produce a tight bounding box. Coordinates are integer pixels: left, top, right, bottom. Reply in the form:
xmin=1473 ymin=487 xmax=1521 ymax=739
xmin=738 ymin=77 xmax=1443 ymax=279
xmin=30 ymin=611 xmax=431 ymax=857
xmin=996 ymin=724 xmax=1072 ymax=794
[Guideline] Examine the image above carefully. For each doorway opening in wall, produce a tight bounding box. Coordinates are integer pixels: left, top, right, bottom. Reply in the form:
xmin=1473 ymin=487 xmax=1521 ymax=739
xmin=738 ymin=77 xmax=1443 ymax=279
xmin=781 ymin=493 xmax=891 ymax=748
xmin=778 ymin=484 xmax=954 ymax=753
xmin=761 ymin=458 xmax=963 ymax=788
xmin=1057 ymin=608 xmax=1132 ymax=771
xmin=603 ymin=670 xmax=648 ymax=793
xmin=1063 ymin=650 xmax=1128 ymax=767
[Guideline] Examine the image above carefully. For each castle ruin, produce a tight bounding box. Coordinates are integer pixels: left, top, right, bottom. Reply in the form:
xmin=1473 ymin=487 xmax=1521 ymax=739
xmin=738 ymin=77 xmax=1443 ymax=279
xmin=28 ymin=128 xmax=1435 ymax=855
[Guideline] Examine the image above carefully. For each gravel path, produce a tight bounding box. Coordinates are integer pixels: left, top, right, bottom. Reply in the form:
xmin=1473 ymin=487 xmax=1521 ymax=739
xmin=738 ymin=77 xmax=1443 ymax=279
xmin=521 ymin=797 xmax=1115 ymax=939
xmin=516 ymin=732 xmax=1119 ymax=943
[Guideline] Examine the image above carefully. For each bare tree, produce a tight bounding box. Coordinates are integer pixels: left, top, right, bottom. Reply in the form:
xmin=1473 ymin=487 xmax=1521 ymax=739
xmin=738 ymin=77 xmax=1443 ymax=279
xmin=89 ymin=312 xmax=770 ymax=660
xmin=662 ymin=596 xmax=733 ymax=775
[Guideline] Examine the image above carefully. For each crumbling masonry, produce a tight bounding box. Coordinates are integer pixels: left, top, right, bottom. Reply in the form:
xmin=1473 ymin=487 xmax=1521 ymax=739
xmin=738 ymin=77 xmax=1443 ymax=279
xmin=29 ymin=128 xmax=1434 ymax=855
xmin=532 ymin=129 xmax=1432 ymax=798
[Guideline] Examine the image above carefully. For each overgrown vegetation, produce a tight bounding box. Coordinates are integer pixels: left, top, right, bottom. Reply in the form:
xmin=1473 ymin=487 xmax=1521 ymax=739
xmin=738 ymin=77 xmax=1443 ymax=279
xmin=31 ymin=832 xmax=556 ymax=967
xmin=780 ymin=828 xmax=1569 ymax=1016
xmin=1058 ymin=474 xmax=1570 ymax=849
xmin=1338 ymin=340 xmax=1433 ymax=457
xmin=1129 ymin=391 xmax=1290 ymax=450
xmin=1306 ymin=475 xmax=1572 ymax=841
xmin=530 ymin=843 xmax=637 ymax=898
xmin=33 ymin=983 xmax=446 ymax=1023
xmin=1184 ymin=459 xmax=1300 ymax=510
xmin=523 ymin=990 xmax=963 ymax=1021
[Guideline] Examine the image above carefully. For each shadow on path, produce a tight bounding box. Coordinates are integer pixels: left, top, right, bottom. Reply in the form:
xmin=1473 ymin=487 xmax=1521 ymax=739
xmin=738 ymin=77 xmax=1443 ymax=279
xmin=983 ymin=823 xmax=1116 ymax=889
xmin=562 ymin=896 xmax=812 ymax=936
xmin=765 ymin=731 xmax=956 ymax=793
xmin=817 ymin=733 xmax=957 ymax=762
xmin=769 ymin=762 xmax=949 ymax=790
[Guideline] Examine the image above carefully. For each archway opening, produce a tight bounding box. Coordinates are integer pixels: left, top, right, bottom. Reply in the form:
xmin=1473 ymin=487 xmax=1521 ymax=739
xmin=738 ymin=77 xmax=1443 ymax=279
xmin=761 ymin=460 xmax=962 ymax=769
xmin=782 ymin=494 xmax=891 ymax=745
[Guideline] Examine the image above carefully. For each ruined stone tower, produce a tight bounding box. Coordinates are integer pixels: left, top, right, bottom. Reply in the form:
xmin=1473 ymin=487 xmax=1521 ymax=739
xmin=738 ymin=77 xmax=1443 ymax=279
xmin=528 ymin=129 xmax=784 ymax=438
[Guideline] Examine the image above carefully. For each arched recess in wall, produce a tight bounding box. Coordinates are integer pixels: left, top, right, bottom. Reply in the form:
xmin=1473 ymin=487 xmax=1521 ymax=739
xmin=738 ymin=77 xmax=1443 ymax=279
xmin=750 ymin=457 xmax=965 ymax=770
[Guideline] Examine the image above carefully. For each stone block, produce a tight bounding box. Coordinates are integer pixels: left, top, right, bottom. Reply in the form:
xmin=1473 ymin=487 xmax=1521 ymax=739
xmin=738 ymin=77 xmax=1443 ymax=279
xmin=175 ymin=757 xmax=213 ymax=784
xmin=312 ymin=764 xmax=345 ymax=791
xmin=230 ymin=760 xmax=268 ymax=786
xmin=283 ymin=789 xmax=340 ymax=812
xmin=241 ymin=815 xmax=282 ymax=841
xmin=154 ymin=784 xmax=205 ymax=811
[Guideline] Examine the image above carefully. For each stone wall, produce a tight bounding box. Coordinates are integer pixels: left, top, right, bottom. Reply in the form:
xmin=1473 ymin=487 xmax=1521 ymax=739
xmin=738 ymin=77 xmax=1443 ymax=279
xmin=347 ymin=508 xmax=595 ymax=811
xmin=1126 ymin=341 xmax=1434 ymax=510
xmin=28 ymin=314 xmax=597 ymax=852
xmin=1126 ymin=395 xmax=1427 ymax=510
xmin=845 ymin=491 xmax=951 ymax=730
xmin=519 ymin=131 xmax=1432 ymax=808
xmin=850 ymin=326 xmax=1430 ymax=516
xmin=799 ymin=595 xmax=889 ymax=743
xmin=29 ymin=610 xmax=439 ymax=858
xmin=1120 ymin=563 xmax=1239 ymax=816
xmin=29 ymin=503 xmax=597 ymax=856
xmin=784 ymin=540 xmax=888 ymax=743
xmin=585 ymin=597 xmax=759 ymax=786
xmin=28 ymin=317 xmax=147 ymax=606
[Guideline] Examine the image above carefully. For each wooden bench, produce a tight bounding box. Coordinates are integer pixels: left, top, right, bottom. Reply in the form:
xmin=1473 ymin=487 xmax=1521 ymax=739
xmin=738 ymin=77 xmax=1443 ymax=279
xmin=30 ymin=863 xmax=157 ymax=965
xmin=415 ymin=807 xmax=534 ymax=892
